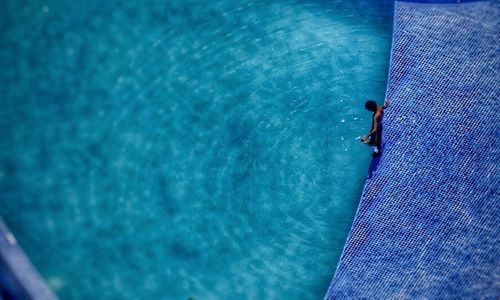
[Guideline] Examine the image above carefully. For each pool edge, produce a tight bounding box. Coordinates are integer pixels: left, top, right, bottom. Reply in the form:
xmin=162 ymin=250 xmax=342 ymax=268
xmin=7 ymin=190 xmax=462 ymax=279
xmin=324 ymin=0 xmax=499 ymax=298
xmin=0 ymin=218 xmax=58 ymax=300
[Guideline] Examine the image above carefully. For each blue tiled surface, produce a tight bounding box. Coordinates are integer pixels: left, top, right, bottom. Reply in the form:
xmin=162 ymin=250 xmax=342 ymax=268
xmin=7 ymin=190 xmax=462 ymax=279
xmin=326 ymin=0 xmax=499 ymax=299
xmin=399 ymin=0 xmax=480 ymax=3
xmin=0 ymin=219 xmax=57 ymax=300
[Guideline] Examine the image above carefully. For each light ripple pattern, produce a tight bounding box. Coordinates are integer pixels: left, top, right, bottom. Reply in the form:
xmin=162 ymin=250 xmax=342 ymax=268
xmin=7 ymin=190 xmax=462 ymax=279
xmin=0 ymin=1 xmax=392 ymax=299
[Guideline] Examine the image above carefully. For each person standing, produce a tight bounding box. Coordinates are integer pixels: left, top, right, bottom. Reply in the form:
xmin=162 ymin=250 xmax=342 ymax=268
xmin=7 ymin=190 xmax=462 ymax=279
xmin=361 ymin=100 xmax=390 ymax=157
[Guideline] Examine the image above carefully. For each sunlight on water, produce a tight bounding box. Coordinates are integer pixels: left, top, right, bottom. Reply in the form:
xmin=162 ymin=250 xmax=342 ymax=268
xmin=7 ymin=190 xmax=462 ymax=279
xmin=0 ymin=0 xmax=392 ymax=299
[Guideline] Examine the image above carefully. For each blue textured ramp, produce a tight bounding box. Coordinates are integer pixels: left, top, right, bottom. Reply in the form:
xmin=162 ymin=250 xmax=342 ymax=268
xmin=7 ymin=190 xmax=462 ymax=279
xmin=326 ymin=1 xmax=499 ymax=299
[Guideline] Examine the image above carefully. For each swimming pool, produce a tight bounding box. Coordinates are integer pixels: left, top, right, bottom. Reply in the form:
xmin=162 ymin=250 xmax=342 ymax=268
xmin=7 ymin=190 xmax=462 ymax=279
xmin=0 ymin=1 xmax=392 ymax=299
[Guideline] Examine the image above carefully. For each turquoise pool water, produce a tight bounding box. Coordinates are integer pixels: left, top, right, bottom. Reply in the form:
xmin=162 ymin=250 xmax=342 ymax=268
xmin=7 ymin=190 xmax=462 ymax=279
xmin=0 ymin=1 xmax=391 ymax=299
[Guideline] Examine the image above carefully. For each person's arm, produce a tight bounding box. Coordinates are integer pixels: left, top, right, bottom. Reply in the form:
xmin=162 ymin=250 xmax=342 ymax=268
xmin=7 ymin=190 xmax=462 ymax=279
xmin=383 ymin=99 xmax=390 ymax=109
xmin=367 ymin=113 xmax=379 ymax=137
xmin=361 ymin=114 xmax=379 ymax=143
xmin=368 ymin=115 xmax=378 ymax=136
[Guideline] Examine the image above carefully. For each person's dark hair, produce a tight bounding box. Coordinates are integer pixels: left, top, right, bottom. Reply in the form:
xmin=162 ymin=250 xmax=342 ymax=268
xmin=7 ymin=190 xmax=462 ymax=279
xmin=365 ymin=100 xmax=377 ymax=112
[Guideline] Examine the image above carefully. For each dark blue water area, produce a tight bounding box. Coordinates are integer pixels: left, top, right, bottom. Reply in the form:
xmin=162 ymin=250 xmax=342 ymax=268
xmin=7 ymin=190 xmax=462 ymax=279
xmin=0 ymin=1 xmax=392 ymax=299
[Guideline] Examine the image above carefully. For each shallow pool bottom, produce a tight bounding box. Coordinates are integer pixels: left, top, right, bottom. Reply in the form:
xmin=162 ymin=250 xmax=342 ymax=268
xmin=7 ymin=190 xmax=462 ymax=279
xmin=0 ymin=1 xmax=392 ymax=299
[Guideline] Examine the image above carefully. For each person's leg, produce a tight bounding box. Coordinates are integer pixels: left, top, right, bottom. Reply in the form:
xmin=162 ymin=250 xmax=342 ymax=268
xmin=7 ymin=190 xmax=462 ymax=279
xmin=370 ymin=133 xmax=379 ymax=156
xmin=367 ymin=135 xmax=375 ymax=146
xmin=376 ymin=125 xmax=383 ymax=155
